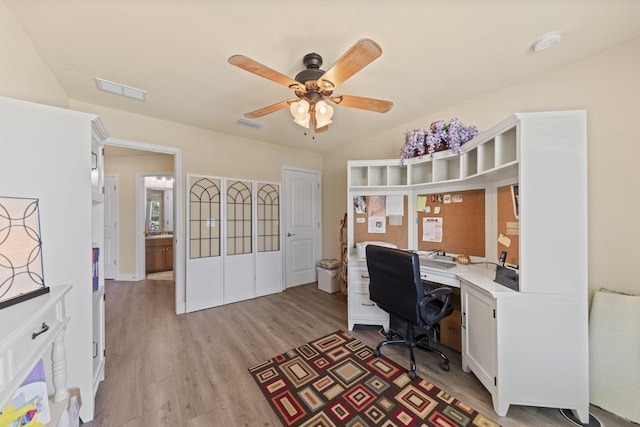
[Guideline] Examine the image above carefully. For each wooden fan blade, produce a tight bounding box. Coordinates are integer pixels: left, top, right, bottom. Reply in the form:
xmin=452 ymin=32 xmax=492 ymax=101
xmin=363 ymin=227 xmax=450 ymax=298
xmin=229 ymin=55 xmax=305 ymax=92
xmin=328 ymin=94 xmax=393 ymax=113
xmin=245 ymin=99 xmax=293 ymax=118
xmin=317 ymin=39 xmax=382 ymax=90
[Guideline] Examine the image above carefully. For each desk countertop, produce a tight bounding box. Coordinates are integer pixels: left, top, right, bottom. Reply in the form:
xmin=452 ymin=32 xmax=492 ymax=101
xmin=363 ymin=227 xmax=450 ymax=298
xmin=351 ymin=251 xmax=517 ymax=296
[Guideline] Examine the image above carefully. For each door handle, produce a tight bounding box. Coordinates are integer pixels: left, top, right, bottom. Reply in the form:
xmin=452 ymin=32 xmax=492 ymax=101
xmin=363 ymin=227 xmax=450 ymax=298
xmin=287 ymin=233 xmax=296 ymax=237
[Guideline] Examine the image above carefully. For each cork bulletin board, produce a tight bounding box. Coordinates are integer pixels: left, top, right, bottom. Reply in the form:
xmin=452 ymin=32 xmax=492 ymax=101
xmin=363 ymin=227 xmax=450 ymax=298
xmin=353 ymin=195 xmax=409 ymax=249
xmin=416 ymin=189 xmax=485 ymax=256
xmin=497 ymin=184 xmax=520 ymax=266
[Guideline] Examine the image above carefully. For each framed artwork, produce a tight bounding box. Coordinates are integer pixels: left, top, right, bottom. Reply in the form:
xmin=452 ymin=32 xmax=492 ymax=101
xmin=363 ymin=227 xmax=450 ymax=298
xmin=0 ymin=197 xmax=49 ymax=310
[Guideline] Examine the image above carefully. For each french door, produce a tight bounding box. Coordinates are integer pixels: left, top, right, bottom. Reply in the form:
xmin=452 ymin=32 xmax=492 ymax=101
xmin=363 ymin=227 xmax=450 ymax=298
xmin=185 ymin=174 xmax=282 ymax=312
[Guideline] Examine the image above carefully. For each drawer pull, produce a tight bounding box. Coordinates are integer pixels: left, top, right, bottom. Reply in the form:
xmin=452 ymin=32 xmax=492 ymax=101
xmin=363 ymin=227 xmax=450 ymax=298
xmin=361 ymin=275 xmax=369 ymax=279
xmin=361 ymin=303 xmax=374 ymax=307
xmin=93 ymin=341 xmax=98 ymax=358
xmin=32 ymin=322 xmax=49 ymax=340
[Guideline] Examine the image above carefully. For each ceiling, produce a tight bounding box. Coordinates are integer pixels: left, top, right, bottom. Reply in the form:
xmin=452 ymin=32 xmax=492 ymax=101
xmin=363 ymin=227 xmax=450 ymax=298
xmin=5 ymin=0 xmax=640 ymax=153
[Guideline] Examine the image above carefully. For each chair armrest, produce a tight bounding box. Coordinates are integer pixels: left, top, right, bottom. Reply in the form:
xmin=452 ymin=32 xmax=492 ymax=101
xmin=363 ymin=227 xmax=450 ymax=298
xmin=419 ymin=287 xmax=452 ymax=322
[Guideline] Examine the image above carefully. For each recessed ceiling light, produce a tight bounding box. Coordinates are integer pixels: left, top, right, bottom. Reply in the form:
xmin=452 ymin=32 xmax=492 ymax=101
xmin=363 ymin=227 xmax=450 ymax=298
xmin=95 ymin=78 xmax=147 ymax=101
xmin=236 ymin=117 xmax=264 ymax=129
xmin=533 ymin=30 xmax=563 ymax=52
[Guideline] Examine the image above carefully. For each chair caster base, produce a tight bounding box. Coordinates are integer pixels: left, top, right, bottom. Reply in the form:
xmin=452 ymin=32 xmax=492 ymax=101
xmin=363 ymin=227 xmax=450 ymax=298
xmin=374 ymin=349 xmax=381 ymax=357
xmin=441 ymin=362 xmax=449 ymax=371
xmin=409 ymin=370 xmax=417 ymax=380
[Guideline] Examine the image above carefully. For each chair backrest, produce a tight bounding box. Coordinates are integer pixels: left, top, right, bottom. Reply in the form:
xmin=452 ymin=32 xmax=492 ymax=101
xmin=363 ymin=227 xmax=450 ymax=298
xmin=366 ymin=245 xmax=424 ymax=326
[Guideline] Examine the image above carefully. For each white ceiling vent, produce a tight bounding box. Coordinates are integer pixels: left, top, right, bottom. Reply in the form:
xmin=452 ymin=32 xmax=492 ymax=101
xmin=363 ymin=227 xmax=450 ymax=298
xmin=236 ymin=117 xmax=265 ymax=129
xmin=95 ymin=78 xmax=147 ymax=101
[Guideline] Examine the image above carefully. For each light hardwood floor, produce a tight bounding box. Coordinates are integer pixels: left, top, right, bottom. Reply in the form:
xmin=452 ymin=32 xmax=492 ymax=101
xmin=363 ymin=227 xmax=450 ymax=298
xmin=85 ymin=279 xmax=635 ymax=427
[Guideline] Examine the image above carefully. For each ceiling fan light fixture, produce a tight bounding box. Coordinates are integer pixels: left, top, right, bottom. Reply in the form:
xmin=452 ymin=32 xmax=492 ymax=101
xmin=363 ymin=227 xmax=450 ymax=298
xmin=315 ymin=101 xmax=334 ymax=127
xmin=290 ymin=99 xmax=311 ymax=128
xmin=290 ymin=100 xmax=310 ymax=119
xmin=293 ymin=114 xmax=310 ymax=128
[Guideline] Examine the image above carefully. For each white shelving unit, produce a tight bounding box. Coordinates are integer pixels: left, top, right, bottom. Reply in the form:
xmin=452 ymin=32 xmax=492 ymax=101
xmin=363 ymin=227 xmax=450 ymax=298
xmin=346 ymin=110 xmax=589 ymax=422
xmin=348 ymin=159 xmax=408 ymax=188
xmin=0 ymin=96 xmax=109 ymax=422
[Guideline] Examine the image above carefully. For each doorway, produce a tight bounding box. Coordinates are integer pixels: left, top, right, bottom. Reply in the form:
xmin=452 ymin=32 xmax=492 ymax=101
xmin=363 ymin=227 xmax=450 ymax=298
xmin=143 ymin=175 xmax=175 ymax=280
xmin=104 ymin=137 xmax=185 ymax=314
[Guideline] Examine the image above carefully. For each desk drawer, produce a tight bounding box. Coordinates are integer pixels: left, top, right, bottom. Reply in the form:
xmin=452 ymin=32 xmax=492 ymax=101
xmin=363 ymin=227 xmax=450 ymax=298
xmin=349 ymin=266 xmax=370 ymax=291
xmin=6 ymin=301 xmax=64 ymax=382
xmin=421 ymin=270 xmax=461 ymax=288
xmin=349 ymin=291 xmax=384 ymax=317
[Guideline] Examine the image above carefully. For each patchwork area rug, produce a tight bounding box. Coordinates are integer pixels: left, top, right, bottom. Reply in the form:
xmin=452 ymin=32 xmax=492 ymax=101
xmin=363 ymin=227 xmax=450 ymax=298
xmin=249 ymin=330 xmax=500 ymax=427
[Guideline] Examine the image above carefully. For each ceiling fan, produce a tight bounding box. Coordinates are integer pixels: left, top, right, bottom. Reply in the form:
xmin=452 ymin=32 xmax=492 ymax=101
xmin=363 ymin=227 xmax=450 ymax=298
xmin=228 ymin=39 xmax=393 ymax=133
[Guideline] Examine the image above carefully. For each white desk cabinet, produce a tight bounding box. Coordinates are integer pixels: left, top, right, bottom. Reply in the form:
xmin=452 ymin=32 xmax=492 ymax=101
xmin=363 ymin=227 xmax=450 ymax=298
xmin=460 ymin=277 xmax=589 ymax=421
xmin=347 ymin=260 xmax=389 ymax=331
xmin=0 ymin=285 xmax=72 ymax=411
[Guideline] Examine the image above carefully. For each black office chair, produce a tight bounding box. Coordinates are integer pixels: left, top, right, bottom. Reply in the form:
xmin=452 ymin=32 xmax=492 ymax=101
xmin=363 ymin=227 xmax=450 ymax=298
xmin=366 ymin=245 xmax=454 ymax=379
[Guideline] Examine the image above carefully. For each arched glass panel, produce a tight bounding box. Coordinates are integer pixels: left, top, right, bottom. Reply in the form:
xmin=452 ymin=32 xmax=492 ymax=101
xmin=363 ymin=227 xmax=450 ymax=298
xmin=189 ymin=177 xmax=220 ymax=258
xmin=226 ymin=180 xmax=252 ymax=255
xmin=257 ymin=183 xmax=280 ymax=252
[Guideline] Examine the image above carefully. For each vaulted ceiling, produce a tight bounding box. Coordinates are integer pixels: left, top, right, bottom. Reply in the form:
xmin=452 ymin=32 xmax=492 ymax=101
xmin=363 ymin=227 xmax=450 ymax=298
xmin=5 ymin=0 xmax=640 ymax=153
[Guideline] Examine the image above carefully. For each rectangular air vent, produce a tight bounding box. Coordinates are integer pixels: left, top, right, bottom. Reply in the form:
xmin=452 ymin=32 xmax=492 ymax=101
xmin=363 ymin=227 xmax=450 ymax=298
xmin=236 ymin=117 xmax=264 ymax=129
xmin=95 ymin=78 xmax=146 ymax=101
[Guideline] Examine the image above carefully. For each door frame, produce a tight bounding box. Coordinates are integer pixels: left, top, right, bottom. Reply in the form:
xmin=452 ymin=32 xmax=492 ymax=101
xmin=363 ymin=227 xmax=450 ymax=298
xmin=282 ymin=165 xmax=322 ymax=288
xmin=104 ymin=137 xmax=186 ymax=315
xmin=104 ymin=173 xmax=118 ymax=280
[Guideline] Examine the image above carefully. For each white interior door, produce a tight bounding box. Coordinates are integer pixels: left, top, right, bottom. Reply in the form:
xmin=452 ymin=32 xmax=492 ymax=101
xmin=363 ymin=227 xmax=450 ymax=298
xmin=104 ymin=174 xmax=118 ymax=279
xmin=223 ymin=179 xmax=255 ymax=304
xmin=186 ymin=174 xmax=223 ymax=312
xmin=284 ymin=167 xmax=321 ymax=288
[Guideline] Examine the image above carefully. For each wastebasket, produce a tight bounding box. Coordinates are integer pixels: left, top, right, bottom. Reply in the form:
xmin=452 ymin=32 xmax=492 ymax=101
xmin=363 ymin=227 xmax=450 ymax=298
xmin=317 ymin=266 xmax=339 ymax=294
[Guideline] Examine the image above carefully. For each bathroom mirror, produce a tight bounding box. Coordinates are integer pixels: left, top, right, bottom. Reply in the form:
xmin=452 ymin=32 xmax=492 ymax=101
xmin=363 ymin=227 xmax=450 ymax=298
xmin=146 ymin=189 xmax=163 ymax=233
xmin=145 ymin=175 xmax=174 ymax=235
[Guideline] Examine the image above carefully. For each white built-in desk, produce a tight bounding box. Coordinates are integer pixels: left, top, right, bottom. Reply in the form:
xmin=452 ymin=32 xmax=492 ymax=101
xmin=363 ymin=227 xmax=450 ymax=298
xmin=0 ymin=285 xmax=72 ymax=412
xmin=346 ymin=111 xmax=589 ymax=422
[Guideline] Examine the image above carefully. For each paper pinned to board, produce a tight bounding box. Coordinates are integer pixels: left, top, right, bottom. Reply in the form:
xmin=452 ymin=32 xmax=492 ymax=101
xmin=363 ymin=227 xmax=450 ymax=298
xmin=417 ymin=195 xmax=427 ymax=212
xmin=388 ymin=215 xmax=403 ymax=226
xmin=386 ymin=195 xmax=404 ymax=216
xmin=422 ymin=217 xmax=443 ymax=243
xmin=497 ymin=233 xmax=511 ymax=247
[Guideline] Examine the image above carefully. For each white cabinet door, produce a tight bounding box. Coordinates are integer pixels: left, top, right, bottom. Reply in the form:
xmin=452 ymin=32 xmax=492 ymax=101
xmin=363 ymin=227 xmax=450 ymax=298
xmin=461 ymin=282 xmax=496 ymax=395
